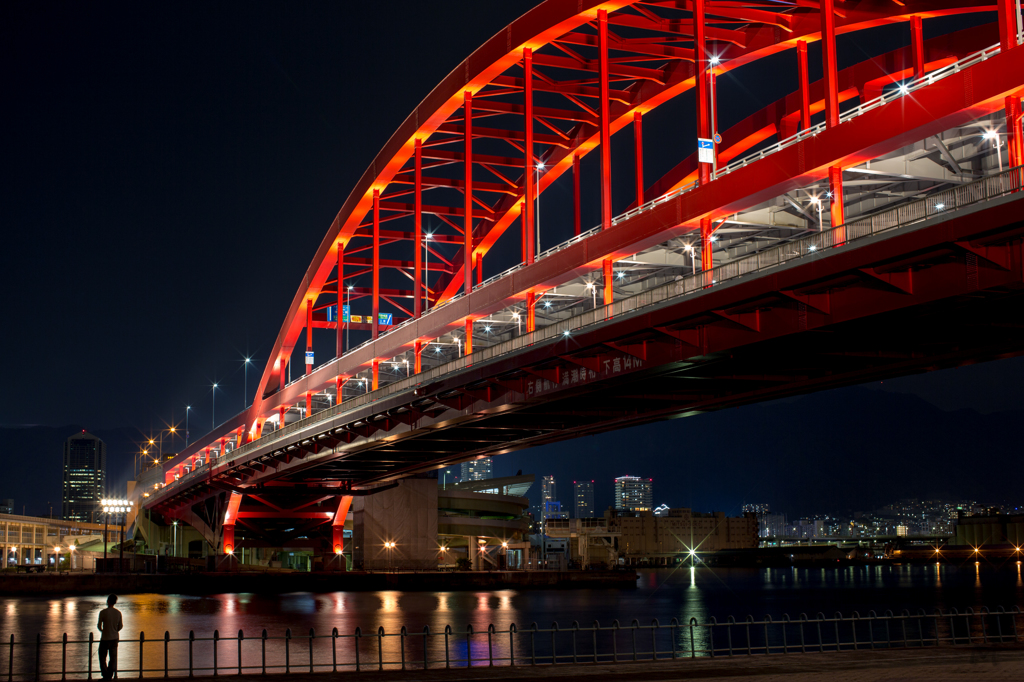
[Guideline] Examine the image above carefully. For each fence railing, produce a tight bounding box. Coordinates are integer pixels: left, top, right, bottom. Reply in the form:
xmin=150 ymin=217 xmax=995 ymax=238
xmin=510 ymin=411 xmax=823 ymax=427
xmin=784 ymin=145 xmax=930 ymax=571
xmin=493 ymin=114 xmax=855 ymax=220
xmin=154 ymin=164 xmax=1024 ymax=497
xmin=3 ymin=606 xmax=1020 ymax=680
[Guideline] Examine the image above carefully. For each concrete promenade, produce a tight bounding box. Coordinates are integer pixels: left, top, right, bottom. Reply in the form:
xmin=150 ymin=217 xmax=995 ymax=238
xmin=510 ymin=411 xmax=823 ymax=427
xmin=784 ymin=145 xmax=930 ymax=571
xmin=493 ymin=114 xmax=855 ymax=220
xmin=176 ymin=647 xmax=1023 ymax=681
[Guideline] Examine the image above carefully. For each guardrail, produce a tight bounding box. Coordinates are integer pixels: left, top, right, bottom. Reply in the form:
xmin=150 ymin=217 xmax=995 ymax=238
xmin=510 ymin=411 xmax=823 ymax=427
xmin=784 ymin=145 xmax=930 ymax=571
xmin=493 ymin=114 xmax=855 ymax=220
xmin=153 ymin=164 xmax=1023 ymax=498
xmin=3 ymin=606 xmax=1020 ymax=680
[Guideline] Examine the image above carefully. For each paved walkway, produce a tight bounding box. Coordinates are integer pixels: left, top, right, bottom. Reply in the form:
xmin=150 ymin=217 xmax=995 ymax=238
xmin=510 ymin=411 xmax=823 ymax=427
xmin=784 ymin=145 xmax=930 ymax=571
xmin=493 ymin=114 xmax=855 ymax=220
xmin=178 ymin=646 xmax=1024 ymax=682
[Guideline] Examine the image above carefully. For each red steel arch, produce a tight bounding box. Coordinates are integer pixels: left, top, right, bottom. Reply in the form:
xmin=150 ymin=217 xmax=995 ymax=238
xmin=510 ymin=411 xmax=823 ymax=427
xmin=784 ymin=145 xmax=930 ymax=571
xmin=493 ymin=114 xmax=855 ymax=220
xmin=169 ymin=0 xmax=1022 ymax=472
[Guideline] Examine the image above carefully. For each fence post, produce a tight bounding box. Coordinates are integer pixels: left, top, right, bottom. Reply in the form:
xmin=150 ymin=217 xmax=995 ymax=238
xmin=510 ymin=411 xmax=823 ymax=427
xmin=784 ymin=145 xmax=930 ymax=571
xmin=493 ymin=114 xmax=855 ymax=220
xmin=12 ymin=633 xmax=18 ymax=682
xmin=949 ymin=609 xmax=958 ymax=646
xmin=630 ymin=619 xmax=639 ymax=661
xmin=867 ymin=611 xmax=877 ymax=650
xmin=726 ymin=616 xmax=734 ymax=657
xmin=994 ymin=608 xmax=1005 ymax=644
xmin=763 ymin=615 xmax=772 ymax=655
xmin=745 ymin=616 xmax=753 ymax=655
xmin=592 ymin=621 xmax=599 ymax=663
xmin=688 ymin=618 xmax=696 ymax=659
xmin=308 ymin=628 xmax=315 ymax=673
xmin=376 ymin=627 xmax=384 ymax=671
xmin=798 ymin=614 xmax=807 ymax=654
xmin=34 ymin=633 xmax=40 ymax=682
xmin=332 ymin=628 xmax=338 ymax=673
xmin=612 ymin=620 xmax=620 ymax=663
xmin=139 ymin=631 xmax=145 ymax=678
xmin=188 ymin=631 xmax=194 ymax=679
xmin=237 ymin=631 xmax=243 ymax=676
xmin=572 ymin=622 xmax=579 ymax=664
xmin=422 ymin=626 xmax=430 ymax=670
xmin=163 ymin=632 xmax=168 ymax=679
xmin=550 ymin=622 xmax=558 ymax=665
xmin=781 ymin=615 xmax=789 ymax=654
xmin=509 ymin=624 xmax=516 ymax=667
xmin=466 ymin=625 xmax=474 ymax=668
xmin=487 ymin=625 xmax=495 ymax=667
xmin=833 ymin=612 xmax=842 ymax=652
xmin=980 ymin=608 xmax=990 ymax=644
xmin=900 ymin=610 xmax=909 ymax=648
xmin=965 ymin=608 xmax=975 ymax=645
xmin=443 ymin=625 xmax=451 ymax=669
xmin=261 ymin=630 xmax=267 ymax=675
xmin=61 ymin=632 xmax=67 ymax=681
xmin=529 ymin=624 xmax=536 ymax=666
xmin=354 ymin=627 xmax=361 ymax=672
xmin=709 ymin=616 xmax=717 ymax=658
xmin=399 ymin=626 xmax=407 ymax=671
xmin=285 ymin=628 xmax=291 ymax=675
xmin=651 ymin=619 xmax=659 ymax=661
xmin=212 ymin=630 xmax=218 ymax=676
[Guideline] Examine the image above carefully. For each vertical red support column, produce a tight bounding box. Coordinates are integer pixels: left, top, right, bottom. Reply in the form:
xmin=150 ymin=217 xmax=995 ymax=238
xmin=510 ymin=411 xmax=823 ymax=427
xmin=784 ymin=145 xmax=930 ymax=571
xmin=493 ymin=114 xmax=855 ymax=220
xmin=634 ymin=112 xmax=644 ymax=207
xmin=598 ymin=9 xmax=614 ymax=305
xmin=414 ymin=139 xmax=423 ymax=318
xmin=372 ymin=189 xmax=380 ymax=340
xmin=336 ymin=243 xmax=344 ymax=358
xmin=573 ymin=153 xmax=581 ymax=236
xmin=305 ymin=392 xmax=311 ymax=415
xmin=278 ymin=406 xmax=286 ymax=430
xmin=1005 ymin=95 xmax=1022 ymax=169
xmin=464 ymin=91 xmax=474 ymax=295
xmin=996 ymin=0 xmax=1016 ymax=50
xmin=336 ymin=375 xmax=344 ymax=405
xmin=830 ymin=165 xmax=846 ymax=243
xmin=821 ymin=0 xmax=840 ymax=129
xmin=465 ymin=319 xmax=473 ymax=355
xmin=700 ymin=218 xmax=713 ymax=274
xmin=414 ymin=340 xmax=423 ymax=374
xmin=523 ymin=48 xmax=535 ymax=265
xmin=278 ymin=358 xmax=287 ymax=394
xmin=372 ymin=359 xmax=379 ymax=391
xmin=910 ymin=16 xmax=925 ymax=79
xmin=526 ymin=292 xmax=536 ymax=332
xmin=331 ymin=495 xmax=353 ymax=559
xmin=798 ymin=41 xmax=811 ymax=131
xmin=821 ymin=0 xmax=845 ymax=242
xmin=475 ymin=252 xmax=482 ymax=286
xmin=222 ymin=492 xmax=242 ymax=555
xmin=694 ymin=0 xmax=711 ymax=186
xmin=306 ymin=298 xmax=313 ymax=375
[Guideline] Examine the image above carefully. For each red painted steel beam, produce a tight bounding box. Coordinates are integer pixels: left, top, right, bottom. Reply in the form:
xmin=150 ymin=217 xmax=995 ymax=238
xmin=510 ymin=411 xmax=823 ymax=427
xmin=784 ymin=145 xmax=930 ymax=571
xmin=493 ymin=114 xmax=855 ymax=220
xmin=524 ymin=47 xmax=536 ymax=266
xmin=599 ymin=9 xmax=614 ymax=306
xmin=464 ymin=91 xmax=474 ymax=298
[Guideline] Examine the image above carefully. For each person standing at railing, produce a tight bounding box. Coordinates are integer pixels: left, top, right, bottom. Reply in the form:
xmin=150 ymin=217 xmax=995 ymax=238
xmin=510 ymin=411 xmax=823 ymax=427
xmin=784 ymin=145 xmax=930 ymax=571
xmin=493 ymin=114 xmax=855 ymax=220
xmin=97 ymin=594 xmax=123 ymax=679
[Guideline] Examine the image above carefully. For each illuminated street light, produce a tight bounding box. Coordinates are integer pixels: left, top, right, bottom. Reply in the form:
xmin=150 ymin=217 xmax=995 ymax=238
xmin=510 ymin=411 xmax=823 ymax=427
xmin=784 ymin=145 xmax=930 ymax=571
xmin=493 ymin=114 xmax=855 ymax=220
xmin=244 ymin=357 xmax=252 ymax=410
xmin=983 ymin=129 xmax=1004 ymax=171
xmin=585 ymin=280 xmax=597 ymax=308
xmin=212 ymin=383 xmax=219 ymax=430
xmin=185 ymin=406 xmax=191 ymax=447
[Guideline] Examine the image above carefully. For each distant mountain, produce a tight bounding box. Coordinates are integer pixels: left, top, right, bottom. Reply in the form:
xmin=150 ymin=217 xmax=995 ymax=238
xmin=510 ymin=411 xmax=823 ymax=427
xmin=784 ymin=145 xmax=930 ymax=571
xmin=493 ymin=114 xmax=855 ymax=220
xmin=498 ymin=386 xmax=1022 ymax=519
xmin=2 ymin=387 xmax=1020 ymax=521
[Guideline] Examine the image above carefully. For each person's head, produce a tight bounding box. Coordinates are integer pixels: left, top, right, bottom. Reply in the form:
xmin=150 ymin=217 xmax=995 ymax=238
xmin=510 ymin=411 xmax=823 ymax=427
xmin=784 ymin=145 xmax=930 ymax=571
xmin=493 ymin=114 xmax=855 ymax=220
xmin=107 ymin=594 xmax=117 ymax=607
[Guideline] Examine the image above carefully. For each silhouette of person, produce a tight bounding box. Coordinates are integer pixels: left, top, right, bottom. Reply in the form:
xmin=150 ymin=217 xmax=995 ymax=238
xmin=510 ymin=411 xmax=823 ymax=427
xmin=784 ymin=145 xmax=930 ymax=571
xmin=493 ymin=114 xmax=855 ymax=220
xmin=97 ymin=594 xmax=123 ymax=679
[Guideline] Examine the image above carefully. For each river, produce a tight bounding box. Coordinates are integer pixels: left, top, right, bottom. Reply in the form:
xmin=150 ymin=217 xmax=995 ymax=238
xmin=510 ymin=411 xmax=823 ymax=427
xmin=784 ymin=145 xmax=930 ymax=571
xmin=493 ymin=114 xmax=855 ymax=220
xmin=2 ymin=563 xmax=1021 ymax=677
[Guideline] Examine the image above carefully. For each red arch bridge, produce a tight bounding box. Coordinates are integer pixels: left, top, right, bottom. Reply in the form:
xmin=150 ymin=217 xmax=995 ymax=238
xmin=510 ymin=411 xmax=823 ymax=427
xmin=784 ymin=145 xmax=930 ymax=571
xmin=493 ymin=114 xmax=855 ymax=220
xmin=136 ymin=0 xmax=1024 ymax=569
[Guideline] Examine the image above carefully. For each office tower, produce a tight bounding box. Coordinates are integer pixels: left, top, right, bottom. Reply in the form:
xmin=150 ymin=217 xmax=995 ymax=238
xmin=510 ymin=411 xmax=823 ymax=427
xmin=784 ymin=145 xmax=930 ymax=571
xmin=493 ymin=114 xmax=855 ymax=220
xmin=614 ymin=476 xmax=653 ymax=512
xmin=541 ymin=475 xmax=556 ymax=508
xmin=460 ymin=457 xmax=492 ymax=482
xmin=574 ymin=480 xmax=594 ymax=518
xmin=62 ymin=431 xmax=106 ymax=523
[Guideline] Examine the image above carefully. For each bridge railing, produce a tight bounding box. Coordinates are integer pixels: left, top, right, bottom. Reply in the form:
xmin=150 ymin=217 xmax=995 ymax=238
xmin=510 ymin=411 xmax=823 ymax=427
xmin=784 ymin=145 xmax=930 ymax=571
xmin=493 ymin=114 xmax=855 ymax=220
xmin=153 ymin=165 xmax=1022 ymax=496
xmin=3 ymin=606 xmax=1019 ymax=679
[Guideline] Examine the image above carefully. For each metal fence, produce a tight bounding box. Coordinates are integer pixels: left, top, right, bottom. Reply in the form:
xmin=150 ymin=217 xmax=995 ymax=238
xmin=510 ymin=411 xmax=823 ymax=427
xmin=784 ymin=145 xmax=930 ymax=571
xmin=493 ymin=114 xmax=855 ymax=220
xmin=3 ymin=606 xmax=1021 ymax=680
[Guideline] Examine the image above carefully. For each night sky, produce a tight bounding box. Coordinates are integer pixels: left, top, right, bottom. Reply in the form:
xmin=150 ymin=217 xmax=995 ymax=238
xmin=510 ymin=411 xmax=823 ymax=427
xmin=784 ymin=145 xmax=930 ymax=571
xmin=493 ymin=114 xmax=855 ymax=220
xmin=2 ymin=2 xmax=1021 ymax=515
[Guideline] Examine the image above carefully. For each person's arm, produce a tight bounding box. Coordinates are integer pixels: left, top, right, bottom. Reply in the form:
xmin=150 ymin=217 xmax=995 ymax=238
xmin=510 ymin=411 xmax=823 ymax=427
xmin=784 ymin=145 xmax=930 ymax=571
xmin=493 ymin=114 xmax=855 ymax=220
xmin=97 ymin=611 xmax=104 ymax=634
xmin=116 ymin=610 xmax=123 ymax=632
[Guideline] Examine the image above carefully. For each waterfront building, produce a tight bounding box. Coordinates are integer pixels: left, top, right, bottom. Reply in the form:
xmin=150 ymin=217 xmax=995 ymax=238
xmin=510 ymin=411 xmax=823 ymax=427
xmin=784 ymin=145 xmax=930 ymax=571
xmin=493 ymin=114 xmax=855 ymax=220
xmin=573 ymin=481 xmax=594 ymax=518
xmin=541 ymin=475 xmax=556 ymax=509
xmin=547 ymin=508 xmax=758 ymax=567
xmin=460 ymin=457 xmax=492 ymax=482
xmin=62 ymin=431 xmax=106 ymax=523
xmin=0 ymin=499 xmax=12 ymax=515
xmin=614 ymin=476 xmax=653 ymax=512
xmin=1 ymin=512 xmax=121 ymax=567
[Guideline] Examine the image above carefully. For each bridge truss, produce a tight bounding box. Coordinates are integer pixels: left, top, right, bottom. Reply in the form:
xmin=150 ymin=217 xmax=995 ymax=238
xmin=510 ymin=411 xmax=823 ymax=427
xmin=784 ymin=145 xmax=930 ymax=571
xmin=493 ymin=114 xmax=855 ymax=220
xmin=142 ymin=0 xmax=1024 ymax=557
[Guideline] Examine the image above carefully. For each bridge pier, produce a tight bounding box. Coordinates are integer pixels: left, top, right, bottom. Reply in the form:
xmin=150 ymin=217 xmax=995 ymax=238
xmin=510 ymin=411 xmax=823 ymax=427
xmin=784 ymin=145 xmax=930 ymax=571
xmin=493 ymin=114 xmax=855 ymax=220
xmin=352 ymin=478 xmax=438 ymax=571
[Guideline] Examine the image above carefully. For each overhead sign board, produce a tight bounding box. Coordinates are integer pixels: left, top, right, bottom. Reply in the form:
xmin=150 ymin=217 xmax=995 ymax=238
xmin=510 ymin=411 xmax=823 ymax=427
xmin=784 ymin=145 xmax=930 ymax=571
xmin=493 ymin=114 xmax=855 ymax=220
xmin=378 ymin=312 xmax=393 ymax=326
xmin=305 ymin=351 xmax=314 ymax=365
xmin=697 ymin=138 xmax=714 ymax=164
xmin=342 ymin=305 xmax=350 ymax=323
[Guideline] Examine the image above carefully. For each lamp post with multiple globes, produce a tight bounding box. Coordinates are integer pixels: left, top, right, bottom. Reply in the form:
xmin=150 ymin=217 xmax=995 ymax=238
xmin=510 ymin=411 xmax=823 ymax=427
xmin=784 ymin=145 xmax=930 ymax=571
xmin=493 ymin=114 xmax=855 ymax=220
xmin=101 ymin=499 xmax=132 ymax=573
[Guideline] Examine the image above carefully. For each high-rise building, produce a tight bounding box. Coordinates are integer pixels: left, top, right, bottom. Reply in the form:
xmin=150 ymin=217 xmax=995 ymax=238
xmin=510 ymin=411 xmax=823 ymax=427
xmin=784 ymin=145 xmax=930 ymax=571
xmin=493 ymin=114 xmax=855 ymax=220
xmin=541 ymin=475 xmax=556 ymax=508
xmin=62 ymin=431 xmax=106 ymax=523
xmin=460 ymin=457 xmax=492 ymax=482
xmin=614 ymin=476 xmax=653 ymax=512
xmin=573 ymin=481 xmax=594 ymax=518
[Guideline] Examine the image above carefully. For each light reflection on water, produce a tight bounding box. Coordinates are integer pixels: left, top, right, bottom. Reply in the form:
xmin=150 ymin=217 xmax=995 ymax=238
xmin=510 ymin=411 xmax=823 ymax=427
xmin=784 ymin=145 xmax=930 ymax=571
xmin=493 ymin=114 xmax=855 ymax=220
xmin=1 ymin=564 xmax=1021 ymax=677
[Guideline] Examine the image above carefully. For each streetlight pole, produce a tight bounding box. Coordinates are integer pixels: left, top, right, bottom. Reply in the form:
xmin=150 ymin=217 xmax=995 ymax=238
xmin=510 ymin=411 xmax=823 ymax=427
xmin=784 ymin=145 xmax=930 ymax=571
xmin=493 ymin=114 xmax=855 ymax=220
xmin=185 ymin=406 xmax=191 ymax=447
xmin=346 ymin=285 xmax=353 ymax=351
xmin=244 ymin=358 xmax=251 ymax=410
xmin=536 ymin=163 xmax=543 ymax=253
xmin=424 ymin=233 xmax=431 ymax=313
xmin=212 ymin=383 xmax=218 ymax=431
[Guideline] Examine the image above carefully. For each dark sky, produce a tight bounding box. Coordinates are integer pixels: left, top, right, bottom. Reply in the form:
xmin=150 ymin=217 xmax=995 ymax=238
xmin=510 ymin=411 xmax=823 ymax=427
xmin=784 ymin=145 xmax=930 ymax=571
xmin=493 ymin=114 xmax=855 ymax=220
xmin=1 ymin=1 xmax=1020 ymax=489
